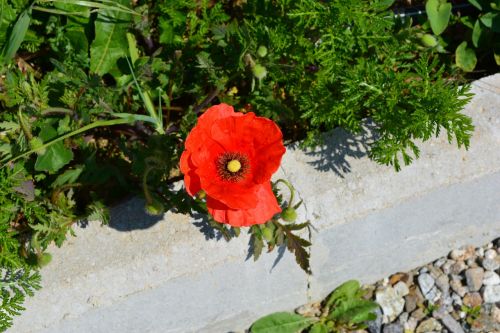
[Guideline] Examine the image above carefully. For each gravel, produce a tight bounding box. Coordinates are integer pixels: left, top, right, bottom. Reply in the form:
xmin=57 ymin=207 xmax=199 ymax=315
xmin=295 ymin=239 xmax=500 ymax=333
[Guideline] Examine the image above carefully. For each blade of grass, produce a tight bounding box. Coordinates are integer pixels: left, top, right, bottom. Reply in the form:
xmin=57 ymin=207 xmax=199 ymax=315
xmin=2 ymin=118 xmax=132 ymax=166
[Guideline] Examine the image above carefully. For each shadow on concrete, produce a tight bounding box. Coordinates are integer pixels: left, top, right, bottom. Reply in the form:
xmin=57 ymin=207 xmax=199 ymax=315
xmin=302 ymin=121 xmax=378 ymax=177
xmin=108 ymin=197 xmax=163 ymax=231
xmin=192 ymin=212 xmax=234 ymax=241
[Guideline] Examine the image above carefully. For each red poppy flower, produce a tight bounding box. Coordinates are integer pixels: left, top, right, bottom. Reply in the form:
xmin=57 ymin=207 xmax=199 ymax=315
xmin=180 ymin=103 xmax=286 ymax=227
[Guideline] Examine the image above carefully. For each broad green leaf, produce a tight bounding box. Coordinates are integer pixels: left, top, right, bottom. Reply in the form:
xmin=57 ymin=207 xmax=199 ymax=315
xmin=480 ymin=12 xmax=500 ymax=32
xmin=90 ymin=0 xmax=131 ymax=75
xmin=251 ymin=312 xmax=314 ymax=333
xmin=35 ymin=125 xmax=73 ymax=173
xmin=426 ymin=0 xmax=452 ymax=35
xmin=1 ymin=7 xmax=31 ymax=64
xmin=326 ymin=280 xmax=360 ymax=307
xmin=328 ymin=299 xmax=379 ymax=324
xmin=309 ymin=323 xmax=328 ymax=333
xmin=455 ymin=41 xmax=477 ymax=72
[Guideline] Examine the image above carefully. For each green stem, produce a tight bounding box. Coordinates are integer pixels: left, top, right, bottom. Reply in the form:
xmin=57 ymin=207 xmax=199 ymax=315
xmin=274 ymin=179 xmax=295 ymax=208
xmin=125 ymin=57 xmax=165 ymax=135
xmin=3 ymin=118 xmax=131 ymax=166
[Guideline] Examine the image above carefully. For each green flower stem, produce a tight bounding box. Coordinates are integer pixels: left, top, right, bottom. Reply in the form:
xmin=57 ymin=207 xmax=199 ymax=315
xmin=2 ymin=118 xmax=132 ymax=166
xmin=125 ymin=57 xmax=165 ymax=135
xmin=275 ymin=178 xmax=295 ymax=208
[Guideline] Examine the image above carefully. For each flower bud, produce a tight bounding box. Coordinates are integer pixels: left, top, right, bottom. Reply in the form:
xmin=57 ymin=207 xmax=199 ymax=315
xmin=252 ymin=64 xmax=267 ymax=80
xmin=257 ymin=45 xmax=268 ymax=58
xmin=262 ymin=227 xmax=273 ymax=242
xmin=420 ymin=34 xmax=438 ymax=48
xmin=281 ymin=207 xmax=297 ymax=222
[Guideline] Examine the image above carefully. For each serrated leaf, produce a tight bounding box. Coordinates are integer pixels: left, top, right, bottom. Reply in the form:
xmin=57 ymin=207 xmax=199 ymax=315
xmin=1 ymin=7 xmax=31 ymax=64
xmin=285 ymin=229 xmax=311 ymax=274
xmin=252 ymin=232 xmax=264 ymax=260
xmin=250 ymin=312 xmax=314 ymax=333
xmin=455 ymin=41 xmax=477 ymax=72
xmin=90 ymin=0 xmax=131 ymax=75
xmin=425 ymin=0 xmax=452 ymax=35
xmin=34 ymin=125 xmax=73 ymax=173
xmin=284 ymin=222 xmax=310 ymax=231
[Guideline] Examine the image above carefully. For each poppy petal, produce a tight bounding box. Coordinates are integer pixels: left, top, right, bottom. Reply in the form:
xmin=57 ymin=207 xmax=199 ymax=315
xmin=207 ymin=182 xmax=281 ymax=227
xmin=180 ymin=151 xmax=201 ymax=196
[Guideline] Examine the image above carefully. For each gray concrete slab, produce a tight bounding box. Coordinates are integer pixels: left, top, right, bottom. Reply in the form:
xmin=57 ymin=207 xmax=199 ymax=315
xmin=11 ymin=74 xmax=500 ymax=333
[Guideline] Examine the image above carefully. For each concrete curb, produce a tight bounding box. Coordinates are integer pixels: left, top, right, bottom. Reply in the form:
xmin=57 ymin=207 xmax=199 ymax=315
xmin=11 ymin=74 xmax=500 ymax=333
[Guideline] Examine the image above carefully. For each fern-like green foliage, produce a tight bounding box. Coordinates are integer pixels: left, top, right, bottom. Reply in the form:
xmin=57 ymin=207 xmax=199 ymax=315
xmin=0 ymin=268 xmax=41 ymax=331
xmin=152 ymin=0 xmax=473 ymax=170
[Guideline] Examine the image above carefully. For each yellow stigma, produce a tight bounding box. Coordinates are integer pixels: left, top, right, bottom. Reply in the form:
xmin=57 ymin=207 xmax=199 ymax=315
xmin=227 ymin=160 xmax=242 ymax=173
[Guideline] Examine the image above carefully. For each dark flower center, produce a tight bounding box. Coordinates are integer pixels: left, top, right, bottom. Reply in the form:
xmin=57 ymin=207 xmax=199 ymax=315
xmin=216 ymin=152 xmax=250 ymax=182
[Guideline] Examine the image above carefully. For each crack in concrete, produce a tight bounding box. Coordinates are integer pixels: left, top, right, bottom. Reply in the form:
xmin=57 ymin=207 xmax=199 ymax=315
xmin=278 ymin=164 xmax=314 ymax=302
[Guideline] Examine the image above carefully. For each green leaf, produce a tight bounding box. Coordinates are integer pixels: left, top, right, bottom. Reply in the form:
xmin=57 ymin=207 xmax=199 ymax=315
xmin=309 ymin=323 xmax=328 ymax=333
xmin=326 ymin=280 xmax=361 ymax=307
xmin=468 ymin=0 xmax=485 ymax=10
xmin=461 ymin=16 xmax=475 ymax=29
xmin=455 ymin=41 xmax=477 ymax=72
xmin=372 ymin=0 xmax=395 ymax=10
xmin=1 ymin=7 xmax=31 ymax=64
xmin=250 ymin=312 xmax=314 ymax=333
xmin=52 ymin=166 xmax=83 ymax=188
xmin=472 ymin=19 xmax=486 ymax=47
xmin=34 ymin=125 xmax=73 ymax=173
xmin=126 ymin=32 xmax=139 ymax=63
xmin=480 ymin=12 xmax=500 ymax=32
xmin=328 ymin=299 xmax=379 ymax=324
xmin=284 ymin=228 xmax=311 ymax=274
xmin=90 ymin=0 xmax=131 ymax=75
xmin=494 ymin=47 xmax=500 ymax=66
xmin=425 ymin=0 xmax=452 ymax=35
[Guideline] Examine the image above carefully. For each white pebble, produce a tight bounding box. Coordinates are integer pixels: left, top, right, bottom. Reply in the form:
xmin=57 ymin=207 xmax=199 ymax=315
xmin=485 ymin=249 xmax=497 ymax=260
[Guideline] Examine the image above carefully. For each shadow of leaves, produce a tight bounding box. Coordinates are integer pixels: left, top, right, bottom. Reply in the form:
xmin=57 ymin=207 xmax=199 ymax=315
xmin=304 ymin=121 xmax=378 ymax=177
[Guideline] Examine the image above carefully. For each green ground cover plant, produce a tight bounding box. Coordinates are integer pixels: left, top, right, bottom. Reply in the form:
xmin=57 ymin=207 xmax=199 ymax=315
xmin=420 ymin=0 xmax=500 ymax=72
xmin=250 ymin=280 xmax=378 ymax=333
xmin=0 ymin=0 xmax=481 ymax=329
